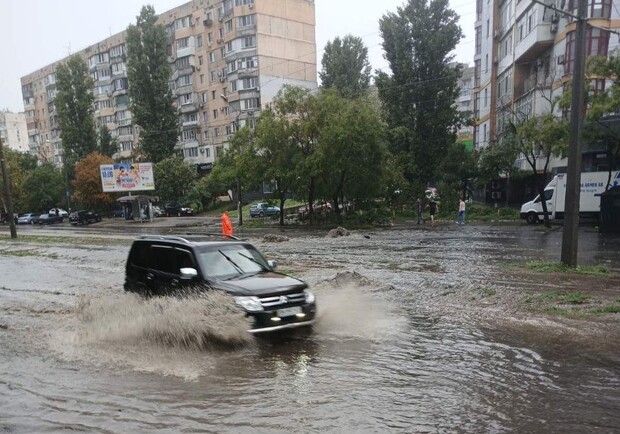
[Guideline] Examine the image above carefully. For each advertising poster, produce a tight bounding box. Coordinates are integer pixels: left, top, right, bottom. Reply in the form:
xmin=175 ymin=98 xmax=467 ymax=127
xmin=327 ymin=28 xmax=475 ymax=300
xmin=100 ymin=163 xmax=155 ymax=192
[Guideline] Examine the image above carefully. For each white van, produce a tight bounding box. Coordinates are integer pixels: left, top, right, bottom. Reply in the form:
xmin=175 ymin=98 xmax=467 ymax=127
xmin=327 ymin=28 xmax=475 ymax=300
xmin=520 ymin=171 xmax=620 ymax=224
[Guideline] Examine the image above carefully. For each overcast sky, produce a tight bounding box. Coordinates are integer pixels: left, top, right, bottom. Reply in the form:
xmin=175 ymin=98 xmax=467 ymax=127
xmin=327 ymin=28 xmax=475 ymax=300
xmin=0 ymin=0 xmax=474 ymax=112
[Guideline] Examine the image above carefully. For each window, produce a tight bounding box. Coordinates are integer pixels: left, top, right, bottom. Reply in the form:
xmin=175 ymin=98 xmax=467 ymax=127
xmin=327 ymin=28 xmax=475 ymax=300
xmin=590 ymin=0 xmax=612 ymax=18
xmin=227 ymin=41 xmax=233 ymax=53
xmin=205 ymin=147 xmax=211 ymax=157
xmin=183 ymin=129 xmax=197 ymax=141
xmin=241 ymin=77 xmax=258 ymax=89
xmin=177 ymin=37 xmax=190 ymax=49
xmin=185 ymin=147 xmax=199 ymax=157
xmin=202 ymin=92 xmax=209 ymax=103
xmin=199 ymin=55 xmax=204 ymax=66
xmin=565 ymin=28 xmax=610 ymax=74
xmin=204 ymin=129 xmax=210 ymax=139
xmin=179 ymin=93 xmax=193 ymax=105
xmin=203 ymin=111 xmax=209 ymax=122
xmin=110 ymin=45 xmax=124 ymax=57
xmin=235 ymin=0 xmax=254 ymax=5
xmin=486 ymin=19 xmax=490 ymax=38
xmin=475 ymin=26 xmax=482 ymax=55
xmin=200 ymin=74 xmax=204 ymax=84
xmin=241 ymin=36 xmax=256 ymax=49
xmin=484 ymin=88 xmax=488 ymax=107
xmin=177 ymin=57 xmax=190 ymax=69
xmin=228 ymin=60 xmax=237 ymax=72
xmin=177 ymin=74 xmax=193 ymax=87
xmin=114 ymin=78 xmax=128 ymax=91
xmin=209 ymin=52 xmax=216 ymax=63
xmin=242 ymin=97 xmax=260 ymax=110
xmin=175 ymin=16 xmax=191 ymax=29
xmin=213 ymin=109 xmax=219 ymax=119
xmin=208 ymin=32 xmax=213 ymax=43
xmin=231 ymin=80 xmax=238 ymax=92
xmin=225 ymin=19 xmax=233 ymax=33
xmin=197 ymin=35 xmax=203 ymax=48
xmin=212 ymin=90 xmax=216 ymax=100
xmin=211 ymin=71 xmax=217 ymax=82
xmin=121 ymin=141 xmax=133 ymax=152
xmin=214 ymin=127 xmax=220 ymax=137
xmin=238 ymin=15 xmax=255 ymax=27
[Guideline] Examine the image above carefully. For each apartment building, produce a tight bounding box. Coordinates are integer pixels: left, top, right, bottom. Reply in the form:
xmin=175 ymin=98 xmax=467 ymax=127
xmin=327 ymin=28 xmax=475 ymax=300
xmin=473 ymin=0 xmax=620 ymax=172
xmin=0 ymin=110 xmax=29 ymax=153
xmin=20 ymin=0 xmax=317 ymax=170
xmin=456 ymin=64 xmax=475 ymax=150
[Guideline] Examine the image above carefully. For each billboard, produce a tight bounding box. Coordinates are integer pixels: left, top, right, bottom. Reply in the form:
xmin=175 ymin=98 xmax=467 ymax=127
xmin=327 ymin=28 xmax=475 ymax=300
xmin=100 ymin=163 xmax=155 ymax=192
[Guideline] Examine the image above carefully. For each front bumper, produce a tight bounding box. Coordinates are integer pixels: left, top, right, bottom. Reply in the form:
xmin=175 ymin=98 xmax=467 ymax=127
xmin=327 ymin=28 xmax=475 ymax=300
xmin=247 ymin=302 xmax=317 ymax=334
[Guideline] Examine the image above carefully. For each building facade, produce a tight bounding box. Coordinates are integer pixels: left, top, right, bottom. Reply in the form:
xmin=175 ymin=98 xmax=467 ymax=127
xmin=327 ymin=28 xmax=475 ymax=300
xmin=0 ymin=111 xmax=29 ymax=153
xmin=456 ymin=64 xmax=475 ymax=150
xmin=473 ymin=0 xmax=620 ymax=172
xmin=20 ymin=0 xmax=317 ymax=169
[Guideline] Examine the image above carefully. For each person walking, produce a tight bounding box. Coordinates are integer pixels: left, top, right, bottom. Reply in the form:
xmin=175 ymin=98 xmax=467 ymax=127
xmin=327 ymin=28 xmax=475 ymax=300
xmin=417 ymin=197 xmax=425 ymax=225
xmin=221 ymin=211 xmax=233 ymax=237
xmin=456 ymin=198 xmax=466 ymax=225
xmin=429 ymin=198 xmax=438 ymax=226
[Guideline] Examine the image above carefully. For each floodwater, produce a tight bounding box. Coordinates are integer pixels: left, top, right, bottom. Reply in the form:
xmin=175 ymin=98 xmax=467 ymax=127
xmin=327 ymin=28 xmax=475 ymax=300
xmin=1 ymin=223 xmax=620 ymax=432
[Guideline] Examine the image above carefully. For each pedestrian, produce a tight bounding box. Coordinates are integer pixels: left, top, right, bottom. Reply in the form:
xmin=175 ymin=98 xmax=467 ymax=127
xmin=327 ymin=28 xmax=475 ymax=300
xmin=456 ymin=197 xmax=466 ymax=225
xmin=221 ymin=211 xmax=233 ymax=237
xmin=428 ymin=198 xmax=438 ymax=226
xmin=417 ymin=197 xmax=425 ymax=225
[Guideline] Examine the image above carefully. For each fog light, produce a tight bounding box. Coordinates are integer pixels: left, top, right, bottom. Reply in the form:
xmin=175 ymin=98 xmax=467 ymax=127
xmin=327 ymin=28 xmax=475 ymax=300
xmin=295 ymin=313 xmax=306 ymax=318
xmin=271 ymin=317 xmax=282 ymax=322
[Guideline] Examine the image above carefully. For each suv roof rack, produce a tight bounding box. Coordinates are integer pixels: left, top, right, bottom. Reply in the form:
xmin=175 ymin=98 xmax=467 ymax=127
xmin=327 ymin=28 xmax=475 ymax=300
xmin=139 ymin=234 xmax=242 ymax=244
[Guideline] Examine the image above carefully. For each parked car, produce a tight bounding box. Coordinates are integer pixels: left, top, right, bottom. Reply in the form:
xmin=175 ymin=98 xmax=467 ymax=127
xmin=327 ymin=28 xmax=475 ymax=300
xmin=48 ymin=208 xmax=69 ymax=218
xmin=152 ymin=206 xmax=164 ymax=217
xmin=0 ymin=212 xmax=18 ymax=225
xmin=249 ymin=203 xmax=281 ymax=218
xmin=35 ymin=213 xmax=64 ymax=225
xmin=111 ymin=207 xmax=125 ymax=218
xmin=164 ymin=202 xmax=193 ymax=217
xmin=124 ymin=235 xmax=316 ymax=333
xmin=17 ymin=213 xmax=40 ymax=225
xmin=69 ymin=210 xmax=102 ymax=225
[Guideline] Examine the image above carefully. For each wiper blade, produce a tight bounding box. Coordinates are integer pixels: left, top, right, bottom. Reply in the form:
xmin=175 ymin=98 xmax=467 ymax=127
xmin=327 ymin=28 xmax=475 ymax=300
xmin=237 ymin=252 xmax=268 ymax=271
xmin=218 ymin=250 xmax=243 ymax=275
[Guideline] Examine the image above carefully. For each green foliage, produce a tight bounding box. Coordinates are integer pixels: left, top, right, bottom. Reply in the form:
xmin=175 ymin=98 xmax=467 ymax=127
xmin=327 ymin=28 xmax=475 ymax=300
xmin=319 ymin=35 xmax=371 ymax=98
xmin=55 ymin=54 xmax=97 ymax=169
xmin=0 ymin=147 xmax=38 ymax=212
xmin=376 ymin=0 xmax=463 ymax=187
xmin=153 ymin=156 xmax=196 ymax=203
xmin=478 ymin=140 xmax=520 ymax=185
xmin=22 ymin=164 xmax=65 ymax=212
xmin=591 ymin=305 xmax=620 ymax=314
xmin=439 ymin=142 xmax=478 ymax=200
xmin=525 ymin=260 xmax=608 ymax=275
xmin=126 ymin=5 xmax=178 ymax=163
xmin=98 ymin=125 xmax=118 ymax=158
xmin=562 ymin=292 xmax=590 ymax=305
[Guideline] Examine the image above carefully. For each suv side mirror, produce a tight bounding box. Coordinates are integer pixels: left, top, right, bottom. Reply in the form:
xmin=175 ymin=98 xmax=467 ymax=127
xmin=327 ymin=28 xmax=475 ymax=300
xmin=267 ymin=260 xmax=277 ymax=270
xmin=180 ymin=267 xmax=198 ymax=279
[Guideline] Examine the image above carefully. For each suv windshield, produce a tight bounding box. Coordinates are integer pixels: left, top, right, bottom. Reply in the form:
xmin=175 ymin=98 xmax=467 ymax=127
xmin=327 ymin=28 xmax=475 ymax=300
xmin=197 ymin=244 xmax=270 ymax=280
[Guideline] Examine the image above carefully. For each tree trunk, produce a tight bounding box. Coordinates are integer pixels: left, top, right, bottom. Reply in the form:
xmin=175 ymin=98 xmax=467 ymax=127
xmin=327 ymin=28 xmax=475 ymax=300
xmin=279 ymin=195 xmax=285 ymax=226
xmin=536 ymin=174 xmax=551 ymax=228
xmin=307 ymin=176 xmax=316 ymax=224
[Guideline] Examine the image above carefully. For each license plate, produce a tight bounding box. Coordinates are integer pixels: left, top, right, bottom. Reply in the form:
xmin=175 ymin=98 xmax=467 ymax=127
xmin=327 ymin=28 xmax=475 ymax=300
xmin=277 ymin=306 xmax=302 ymax=317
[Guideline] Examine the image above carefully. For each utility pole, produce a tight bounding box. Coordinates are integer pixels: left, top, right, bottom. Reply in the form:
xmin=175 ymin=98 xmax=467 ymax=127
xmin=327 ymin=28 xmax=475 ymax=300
xmin=561 ymin=0 xmax=587 ymax=267
xmin=0 ymin=136 xmax=18 ymax=238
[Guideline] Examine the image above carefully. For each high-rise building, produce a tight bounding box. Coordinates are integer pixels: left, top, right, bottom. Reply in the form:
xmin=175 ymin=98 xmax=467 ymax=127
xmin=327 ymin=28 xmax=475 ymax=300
xmin=20 ymin=0 xmax=317 ymax=170
xmin=456 ymin=64 xmax=475 ymax=150
xmin=473 ymin=0 xmax=620 ymax=172
xmin=0 ymin=111 xmax=29 ymax=154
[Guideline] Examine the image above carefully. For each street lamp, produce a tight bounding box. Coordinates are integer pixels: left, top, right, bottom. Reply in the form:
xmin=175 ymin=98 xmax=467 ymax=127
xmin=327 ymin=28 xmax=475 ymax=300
xmin=220 ymin=94 xmax=243 ymax=227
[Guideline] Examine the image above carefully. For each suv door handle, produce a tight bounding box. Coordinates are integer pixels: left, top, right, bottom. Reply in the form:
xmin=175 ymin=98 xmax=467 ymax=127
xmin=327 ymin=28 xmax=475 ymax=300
xmin=171 ymin=279 xmax=179 ymax=286
xmin=146 ymin=273 xmax=154 ymax=281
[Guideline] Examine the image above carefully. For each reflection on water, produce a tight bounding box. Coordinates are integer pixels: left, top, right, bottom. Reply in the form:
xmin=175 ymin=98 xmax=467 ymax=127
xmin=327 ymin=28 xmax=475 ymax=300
xmin=1 ymin=225 xmax=619 ymax=432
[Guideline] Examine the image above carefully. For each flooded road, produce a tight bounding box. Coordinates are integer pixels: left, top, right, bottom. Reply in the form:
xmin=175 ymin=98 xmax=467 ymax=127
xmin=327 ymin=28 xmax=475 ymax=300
xmin=1 ymin=223 xmax=619 ymax=432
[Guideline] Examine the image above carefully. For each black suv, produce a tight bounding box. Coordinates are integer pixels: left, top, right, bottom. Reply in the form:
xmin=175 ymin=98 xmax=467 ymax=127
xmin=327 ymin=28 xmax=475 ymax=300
xmin=124 ymin=235 xmax=317 ymax=334
xmin=69 ymin=210 xmax=102 ymax=225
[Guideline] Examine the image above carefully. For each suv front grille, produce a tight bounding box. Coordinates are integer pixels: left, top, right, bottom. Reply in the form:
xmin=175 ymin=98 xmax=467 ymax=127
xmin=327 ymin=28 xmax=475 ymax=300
xmin=260 ymin=292 xmax=306 ymax=308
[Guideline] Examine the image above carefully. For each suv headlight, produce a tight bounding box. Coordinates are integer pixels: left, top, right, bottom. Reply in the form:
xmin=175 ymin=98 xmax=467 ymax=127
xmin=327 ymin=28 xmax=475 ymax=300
xmin=234 ymin=296 xmax=263 ymax=312
xmin=304 ymin=289 xmax=315 ymax=304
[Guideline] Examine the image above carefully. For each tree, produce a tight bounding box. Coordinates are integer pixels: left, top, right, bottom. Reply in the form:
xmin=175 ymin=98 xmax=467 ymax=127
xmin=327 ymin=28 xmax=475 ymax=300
xmin=72 ymin=152 xmax=115 ymax=211
xmin=509 ymin=114 xmax=568 ymax=227
xmin=253 ymin=109 xmax=302 ymax=225
xmin=585 ymin=53 xmax=620 ymax=190
xmin=0 ymin=148 xmax=38 ymax=213
xmin=271 ymin=86 xmax=323 ymax=222
xmin=98 ymin=125 xmax=118 ymax=158
xmin=315 ymin=91 xmax=386 ymax=221
xmin=153 ymin=156 xmax=196 ymax=202
xmin=320 ymin=35 xmax=371 ymax=99
xmin=55 ymin=54 xmax=97 ymax=170
xmin=439 ymin=142 xmax=479 ymax=201
xmin=22 ymin=164 xmax=65 ymax=212
xmin=376 ymin=0 xmax=463 ymax=188
xmin=126 ymin=5 xmax=178 ymax=163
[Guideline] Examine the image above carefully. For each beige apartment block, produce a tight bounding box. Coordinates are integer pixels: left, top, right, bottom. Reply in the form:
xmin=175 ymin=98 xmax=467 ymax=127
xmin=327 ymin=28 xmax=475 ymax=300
xmin=20 ymin=0 xmax=317 ymax=169
xmin=0 ymin=111 xmax=29 ymax=154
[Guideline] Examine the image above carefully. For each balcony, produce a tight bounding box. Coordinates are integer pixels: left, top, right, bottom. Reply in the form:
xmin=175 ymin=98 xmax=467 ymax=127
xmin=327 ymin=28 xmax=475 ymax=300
xmin=236 ymin=25 xmax=256 ymax=38
xmin=514 ymin=22 xmax=555 ymax=63
xmin=176 ymin=45 xmax=196 ymax=59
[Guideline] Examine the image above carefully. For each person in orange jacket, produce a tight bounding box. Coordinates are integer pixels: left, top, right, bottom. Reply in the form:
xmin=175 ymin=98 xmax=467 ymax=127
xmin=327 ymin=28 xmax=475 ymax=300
xmin=221 ymin=211 xmax=233 ymax=237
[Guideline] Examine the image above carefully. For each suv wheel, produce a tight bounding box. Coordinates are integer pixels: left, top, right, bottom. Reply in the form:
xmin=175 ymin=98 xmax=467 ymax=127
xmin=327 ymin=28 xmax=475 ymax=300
xmin=259 ymin=211 xmax=264 ymax=217
xmin=526 ymin=213 xmax=538 ymax=225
